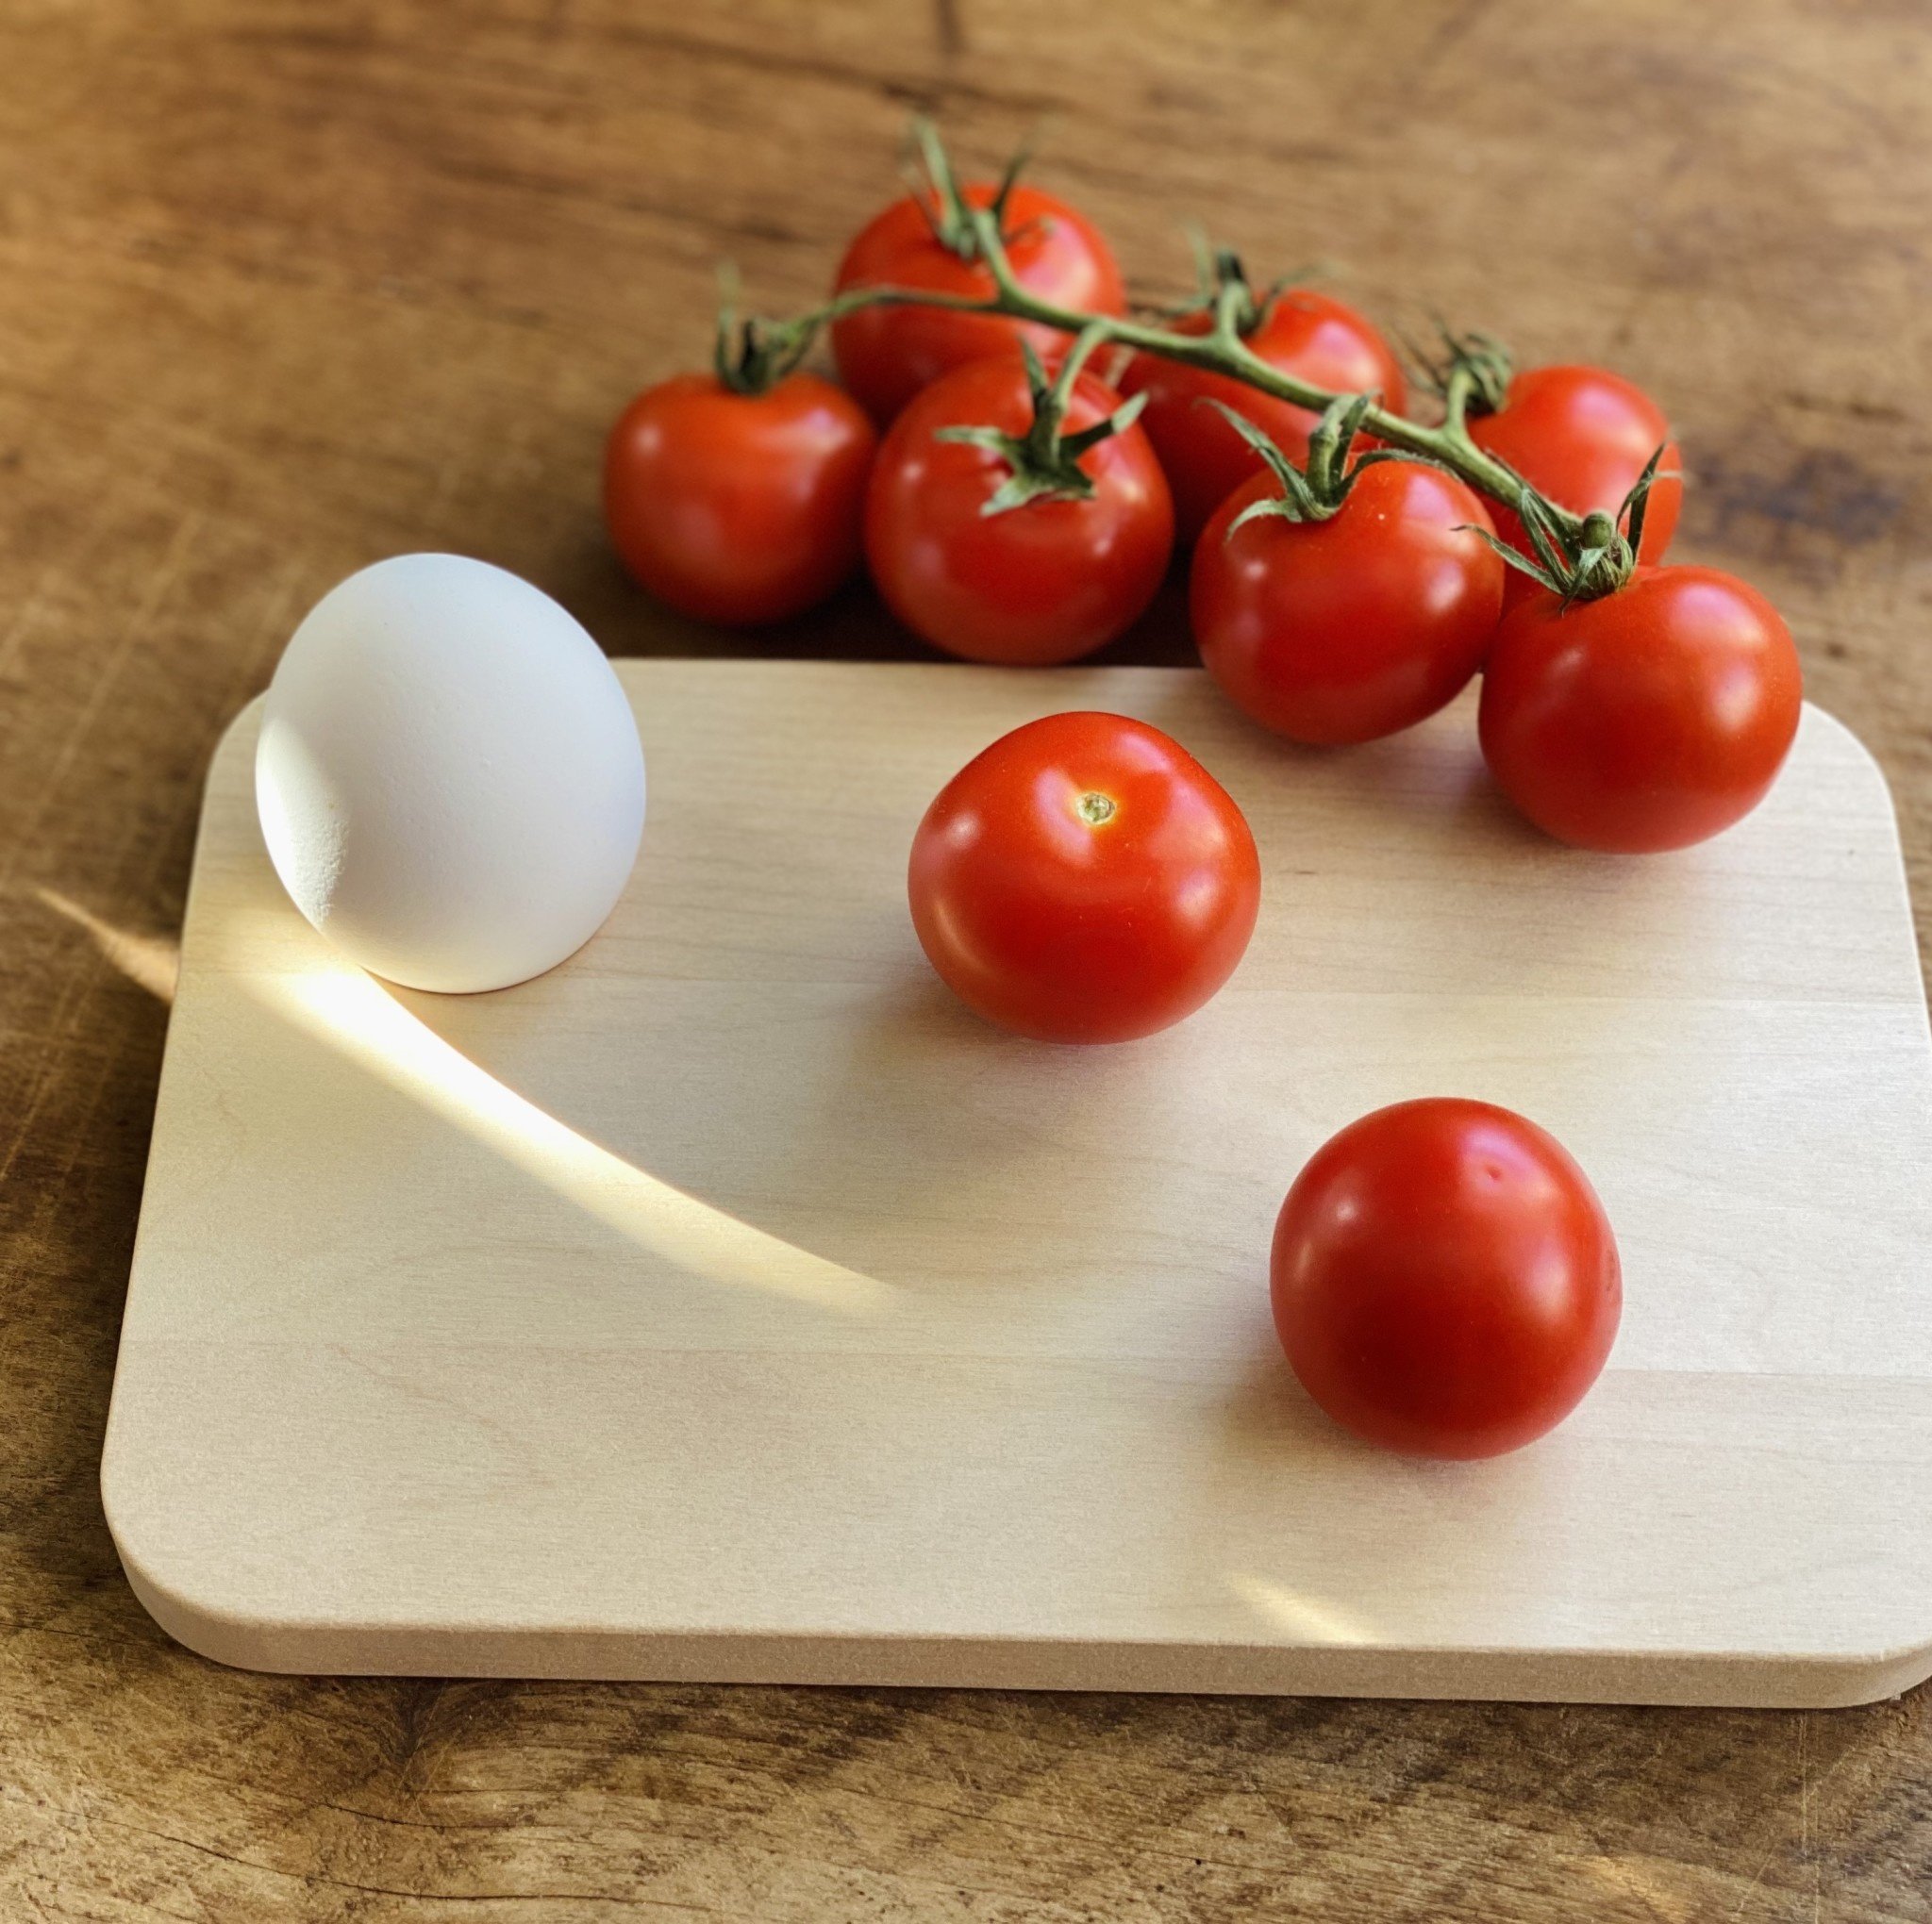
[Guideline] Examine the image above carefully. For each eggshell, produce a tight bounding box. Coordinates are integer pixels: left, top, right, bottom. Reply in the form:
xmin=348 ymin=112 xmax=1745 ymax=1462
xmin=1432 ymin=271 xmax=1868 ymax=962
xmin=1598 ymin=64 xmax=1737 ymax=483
xmin=255 ymin=554 xmax=645 ymax=993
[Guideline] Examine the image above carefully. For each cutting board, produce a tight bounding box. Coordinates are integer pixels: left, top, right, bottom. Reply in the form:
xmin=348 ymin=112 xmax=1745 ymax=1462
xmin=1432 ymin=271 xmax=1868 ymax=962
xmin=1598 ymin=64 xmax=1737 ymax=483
xmin=101 ymin=659 xmax=1932 ymax=1706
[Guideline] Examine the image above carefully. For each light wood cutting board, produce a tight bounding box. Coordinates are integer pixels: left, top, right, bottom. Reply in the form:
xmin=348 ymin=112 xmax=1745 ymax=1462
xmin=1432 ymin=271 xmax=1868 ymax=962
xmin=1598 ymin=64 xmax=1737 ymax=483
xmin=101 ymin=659 xmax=1932 ymax=1705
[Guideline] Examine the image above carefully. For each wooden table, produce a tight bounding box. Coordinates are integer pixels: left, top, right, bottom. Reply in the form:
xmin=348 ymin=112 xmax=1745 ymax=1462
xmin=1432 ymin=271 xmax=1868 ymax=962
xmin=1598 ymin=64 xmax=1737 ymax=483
xmin=5 ymin=2 xmax=1929 ymax=1916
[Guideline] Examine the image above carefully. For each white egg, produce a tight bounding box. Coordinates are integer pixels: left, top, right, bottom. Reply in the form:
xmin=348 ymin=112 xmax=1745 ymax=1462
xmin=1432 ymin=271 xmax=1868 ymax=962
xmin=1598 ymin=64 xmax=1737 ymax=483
xmin=255 ymin=554 xmax=645 ymax=993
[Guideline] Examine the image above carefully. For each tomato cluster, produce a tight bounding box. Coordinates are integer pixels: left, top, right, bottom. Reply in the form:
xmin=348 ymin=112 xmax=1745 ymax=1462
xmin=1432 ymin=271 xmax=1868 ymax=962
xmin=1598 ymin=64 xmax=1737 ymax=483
xmin=605 ymin=156 xmax=1801 ymax=858
xmin=595 ymin=133 xmax=1820 ymax=1455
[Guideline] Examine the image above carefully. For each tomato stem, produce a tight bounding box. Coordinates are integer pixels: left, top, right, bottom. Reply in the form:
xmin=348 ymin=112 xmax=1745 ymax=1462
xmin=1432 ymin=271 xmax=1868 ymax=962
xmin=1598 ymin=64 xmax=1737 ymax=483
xmin=904 ymin=116 xmax=1029 ymax=265
xmin=712 ymin=263 xmax=822 ymax=396
xmin=780 ymin=207 xmax=1585 ymax=539
xmin=1461 ymin=446 xmax=1673 ymax=602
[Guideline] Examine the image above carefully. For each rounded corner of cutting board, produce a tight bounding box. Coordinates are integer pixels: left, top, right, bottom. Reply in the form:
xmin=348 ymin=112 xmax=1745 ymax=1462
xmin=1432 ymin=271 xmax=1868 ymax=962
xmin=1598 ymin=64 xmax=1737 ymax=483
xmin=100 ymin=1457 xmax=293 ymax=1674
xmin=1799 ymin=1648 xmax=1932 ymax=1711
xmin=1800 ymin=698 xmax=1907 ymax=815
xmin=210 ymin=688 xmax=266 ymax=771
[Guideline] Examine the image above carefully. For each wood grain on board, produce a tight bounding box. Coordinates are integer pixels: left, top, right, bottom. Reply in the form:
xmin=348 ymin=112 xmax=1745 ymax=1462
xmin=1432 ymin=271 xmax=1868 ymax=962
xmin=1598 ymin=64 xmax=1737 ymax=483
xmin=6 ymin=1 xmax=1932 ymax=1917
xmin=103 ymin=664 xmax=1932 ymax=1705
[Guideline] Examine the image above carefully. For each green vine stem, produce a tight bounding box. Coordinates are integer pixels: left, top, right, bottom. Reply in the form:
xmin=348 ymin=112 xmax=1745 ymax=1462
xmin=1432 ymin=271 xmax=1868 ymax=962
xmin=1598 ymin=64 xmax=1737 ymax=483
xmin=739 ymin=200 xmax=1584 ymax=546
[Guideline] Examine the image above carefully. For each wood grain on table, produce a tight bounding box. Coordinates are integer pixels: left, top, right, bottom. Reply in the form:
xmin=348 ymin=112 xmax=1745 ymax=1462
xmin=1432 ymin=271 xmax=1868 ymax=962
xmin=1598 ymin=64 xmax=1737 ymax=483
xmin=4 ymin=2 xmax=1930 ymax=1918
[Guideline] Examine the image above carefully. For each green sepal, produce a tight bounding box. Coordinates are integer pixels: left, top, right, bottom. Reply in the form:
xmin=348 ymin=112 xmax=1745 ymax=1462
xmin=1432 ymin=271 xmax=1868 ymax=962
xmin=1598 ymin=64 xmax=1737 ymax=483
xmin=987 ymin=128 xmax=1033 ymax=235
xmin=1568 ymin=510 xmax=1623 ymax=596
xmin=931 ymin=421 xmax=1095 ymax=512
xmin=1458 ymin=459 xmax=1660 ymax=606
xmin=1403 ymin=318 xmax=1514 ymax=420
xmin=711 ymin=262 xmax=817 ymax=397
xmin=1457 ymin=522 xmax=1568 ymax=595
xmin=1207 ymin=402 xmax=1325 ymax=522
xmin=1060 ymin=387 xmax=1148 ymax=459
xmin=904 ymin=115 xmax=1030 ymax=265
xmin=1226 ymin=489 xmax=1314 ymax=536
xmin=1516 ymin=486 xmax=1576 ymax=584
xmin=1619 ymin=442 xmax=1677 ymax=562
xmin=933 ymin=325 xmax=1150 ymax=517
xmin=1140 ymin=226 xmax=1284 ymax=337
xmin=1206 ymin=389 xmax=1386 ymax=534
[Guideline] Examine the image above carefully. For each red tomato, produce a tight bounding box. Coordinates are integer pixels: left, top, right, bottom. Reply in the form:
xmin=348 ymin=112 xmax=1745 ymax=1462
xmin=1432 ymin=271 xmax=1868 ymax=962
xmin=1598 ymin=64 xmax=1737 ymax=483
xmin=1118 ymin=292 xmax=1408 ymax=540
xmin=1479 ymin=566 xmax=1803 ymax=853
xmin=603 ymin=373 xmax=877 ymax=625
xmin=908 ymin=712 xmax=1260 ymax=1043
xmin=865 ymin=356 xmax=1174 ymax=665
xmin=832 ymin=184 xmax=1124 ymax=423
xmin=1190 ymin=461 xmax=1505 ymax=745
xmin=1273 ymin=1099 xmax=1622 ymax=1459
xmin=1466 ymin=365 xmax=1683 ymax=604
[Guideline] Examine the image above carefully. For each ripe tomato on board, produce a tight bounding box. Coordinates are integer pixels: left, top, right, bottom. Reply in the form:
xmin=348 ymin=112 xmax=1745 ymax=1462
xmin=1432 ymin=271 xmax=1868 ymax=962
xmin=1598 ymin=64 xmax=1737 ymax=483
xmin=1190 ymin=459 xmax=1505 ymax=746
xmin=1466 ymin=365 xmax=1683 ymax=602
xmin=1118 ymin=291 xmax=1407 ymax=540
xmin=1272 ymin=1099 xmax=1622 ymax=1460
xmin=908 ymin=712 xmax=1260 ymax=1044
xmin=603 ymin=373 xmax=877 ymax=626
xmin=831 ymin=185 xmax=1125 ymax=423
xmin=864 ymin=356 xmax=1174 ymax=665
xmin=1479 ymin=566 xmax=1804 ymax=853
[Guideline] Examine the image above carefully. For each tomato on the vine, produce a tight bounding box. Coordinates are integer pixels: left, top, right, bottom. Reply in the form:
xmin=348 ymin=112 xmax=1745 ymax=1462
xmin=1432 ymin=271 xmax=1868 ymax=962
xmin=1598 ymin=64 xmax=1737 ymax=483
xmin=1466 ymin=365 xmax=1682 ymax=597
xmin=1190 ymin=458 xmax=1505 ymax=745
xmin=908 ymin=712 xmax=1260 ymax=1044
xmin=1478 ymin=566 xmax=1802 ymax=853
xmin=1272 ymin=1098 xmax=1622 ymax=1460
xmin=1119 ymin=290 xmax=1407 ymax=540
xmin=865 ymin=354 xmax=1174 ymax=665
xmin=603 ymin=372 xmax=877 ymax=625
xmin=832 ymin=186 xmax=1124 ymax=423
